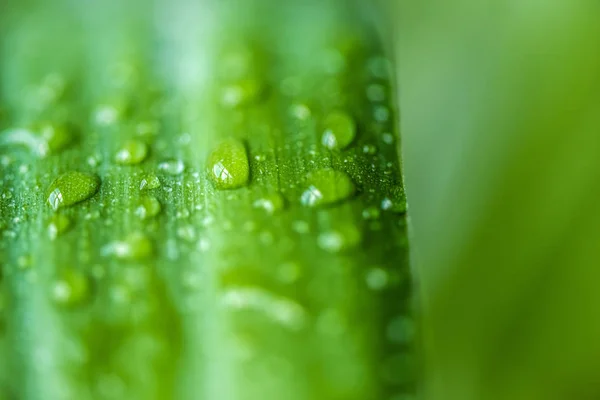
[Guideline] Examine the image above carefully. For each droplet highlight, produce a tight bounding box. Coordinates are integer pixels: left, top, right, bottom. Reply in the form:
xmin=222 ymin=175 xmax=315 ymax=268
xmin=114 ymin=139 xmax=149 ymax=165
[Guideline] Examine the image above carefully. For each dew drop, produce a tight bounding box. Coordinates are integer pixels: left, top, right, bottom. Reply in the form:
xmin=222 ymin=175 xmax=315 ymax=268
xmin=177 ymin=225 xmax=197 ymax=242
xmin=366 ymin=83 xmax=386 ymax=102
xmin=253 ymin=193 xmax=285 ymax=214
xmin=48 ymin=214 xmax=72 ymax=239
xmin=51 ymin=269 xmax=91 ymax=307
xmin=207 ymin=138 xmax=249 ymax=190
xmin=135 ymin=196 xmax=161 ymax=220
xmin=114 ymin=139 xmax=149 ymax=165
xmin=39 ymin=122 xmax=76 ymax=154
xmin=158 ymin=159 xmax=185 ymax=176
xmin=382 ymin=132 xmax=395 ymax=145
xmin=321 ymin=111 xmax=356 ymax=150
xmin=46 ymin=171 xmax=100 ymax=211
xmin=317 ymin=225 xmax=361 ymax=253
xmin=362 ymin=144 xmax=378 ymax=155
xmin=140 ymin=174 xmax=161 ymax=190
xmin=221 ymin=79 xmax=264 ymax=108
xmin=365 ymin=267 xmax=389 ymax=290
xmin=102 ymin=233 xmax=153 ymax=260
xmin=362 ymin=206 xmax=381 ymax=220
xmin=300 ymin=169 xmax=355 ymax=207
xmin=290 ymin=103 xmax=311 ymax=120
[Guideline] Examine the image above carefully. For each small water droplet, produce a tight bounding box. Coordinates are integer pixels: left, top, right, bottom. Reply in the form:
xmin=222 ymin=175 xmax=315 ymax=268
xmin=362 ymin=206 xmax=381 ymax=220
xmin=290 ymin=103 xmax=311 ymax=120
xmin=135 ymin=120 xmax=159 ymax=137
xmin=176 ymin=209 xmax=190 ymax=219
xmin=300 ymin=169 xmax=355 ymax=207
xmin=139 ymin=174 xmax=161 ymax=190
xmin=381 ymin=197 xmax=394 ymax=210
xmin=94 ymin=104 xmax=120 ymax=126
xmin=39 ymin=122 xmax=76 ymax=154
xmin=48 ymin=214 xmax=72 ymax=239
xmin=158 ymin=159 xmax=185 ymax=176
xmin=317 ymin=225 xmax=361 ymax=253
xmin=221 ymin=79 xmax=264 ymax=108
xmin=222 ymin=287 xmax=307 ymax=331
xmin=362 ymin=144 xmax=378 ymax=155
xmin=374 ymin=106 xmax=390 ymax=122
xmin=51 ymin=269 xmax=91 ymax=307
xmin=366 ymin=267 xmax=389 ymax=290
xmin=135 ymin=196 xmax=161 ymax=220
xmin=207 ymin=138 xmax=249 ymax=190
xmin=253 ymin=193 xmax=285 ymax=214
xmin=177 ymin=225 xmax=197 ymax=242
xmin=46 ymin=171 xmax=101 ymax=211
xmin=87 ymin=154 xmax=102 ymax=167
xmin=382 ymin=132 xmax=395 ymax=145
xmin=292 ymin=220 xmax=310 ymax=234
xmin=321 ymin=111 xmax=356 ymax=150
xmin=197 ymin=237 xmax=211 ymax=252
xmin=114 ymin=139 xmax=149 ymax=165
xmin=102 ymin=233 xmax=153 ymax=260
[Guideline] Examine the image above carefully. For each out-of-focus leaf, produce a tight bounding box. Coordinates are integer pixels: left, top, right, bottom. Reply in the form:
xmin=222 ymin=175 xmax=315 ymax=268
xmin=397 ymin=1 xmax=600 ymax=399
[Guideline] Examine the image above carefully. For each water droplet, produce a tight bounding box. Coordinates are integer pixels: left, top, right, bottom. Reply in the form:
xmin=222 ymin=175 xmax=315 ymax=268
xmin=382 ymin=132 xmax=395 ymax=145
xmin=374 ymin=106 xmax=390 ymax=122
xmin=362 ymin=206 xmax=381 ymax=220
xmin=366 ymin=267 xmax=389 ymax=290
xmin=290 ymin=103 xmax=311 ymax=120
xmin=46 ymin=171 xmax=100 ymax=211
xmin=300 ymin=169 xmax=355 ymax=207
xmin=135 ymin=196 xmax=161 ymax=220
xmin=253 ymin=193 xmax=285 ymax=214
xmin=158 ymin=159 xmax=185 ymax=175
xmin=381 ymin=197 xmax=394 ymax=210
xmin=135 ymin=121 xmax=159 ymax=137
xmin=17 ymin=255 xmax=32 ymax=270
xmin=114 ymin=139 xmax=148 ymax=165
xmin=321 ymin=112 xmax=356 ymax=150
xmin=317 ymin=225 xmax=361 ymax=253
xmin=387 ymin=316 xmax=416 ymax=345
xmin=48 ymin=214 xmax=72 ymax=239
xmin=176 ymin=209 xmax=190 ymax=219
xmin=362 ymin=144 xmax=378 ymax=155
xmin=222 ymin=287 xmax=307 ymax=331
xmin=367 ymin=56 xmax=392 ymax=79
xmin=177 ymin=225 xmax=197 ymax=242
xmin=197 ymin=237 xmax=211 ymax=252
xmin=292 ymin=220 xmax=310 ymax=234
xmin=221 ymin=79 xmax=264 ymax=108
xmin=87 ymin=154 xmax=102 ymax=167
xmin=102 ymin=233 xmax=153 ymax=260
xmin=207 ymin=138 xmax=249 ymax=190
xmin=51 ymin=269 xmax=91 ymax=307
xmin=39 ymin=122 xmax=76 ymax=154
xmin=140 ymin=174 xmax=161 ymax=190
xmin=94 ymin=104 xmax=120 ymax=126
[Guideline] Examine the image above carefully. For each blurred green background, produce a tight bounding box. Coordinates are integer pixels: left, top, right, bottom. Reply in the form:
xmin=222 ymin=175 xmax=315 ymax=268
xmin=396 ymin=1 xmax=600 ymax=399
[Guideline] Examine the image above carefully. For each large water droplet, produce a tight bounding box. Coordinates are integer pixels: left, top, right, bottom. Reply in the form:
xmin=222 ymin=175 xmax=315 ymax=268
xmin=48 ymin=214 xmax=72 ymax=239
xmin=300 ymin=169 xmax=355 ymax=207
xmin=135 ymin=196 xmax=161 ymax=220
xmin=46 ymin=171 xmax=100 ymax=211
xmin=114 ymin=139 xmax=149 ymax=165
xmin=207 ymin=138 xmax=249 ymax=190
xmin=51 ymin=269 xmax=91 ymax=307
xmin=321 ymin=111 xmax=356 ymax=150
